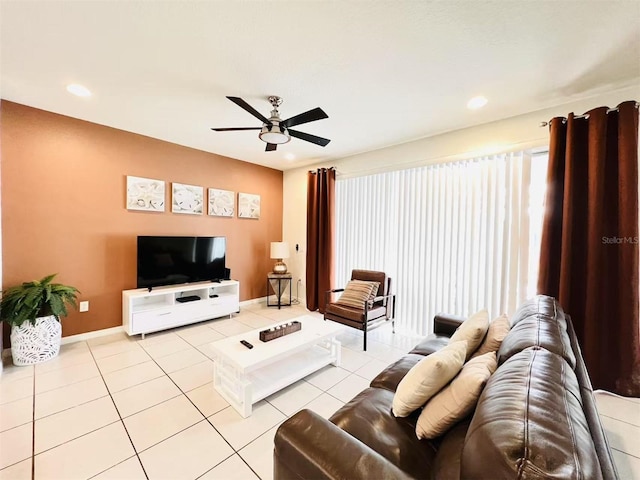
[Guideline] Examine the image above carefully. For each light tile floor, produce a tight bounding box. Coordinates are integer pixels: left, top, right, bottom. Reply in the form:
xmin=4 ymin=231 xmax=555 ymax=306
xmin=594 ymin=391 xmax=640 ymax=479
xmin=0 ymin=303 xmax=638 ymax=479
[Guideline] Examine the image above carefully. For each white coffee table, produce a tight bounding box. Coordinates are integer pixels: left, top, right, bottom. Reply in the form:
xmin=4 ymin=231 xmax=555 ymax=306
xmin=210 ymin=315 xmax=344 ymax=417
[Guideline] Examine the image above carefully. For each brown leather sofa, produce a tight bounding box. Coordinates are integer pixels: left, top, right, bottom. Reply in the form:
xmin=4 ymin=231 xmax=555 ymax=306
xmin=274 ymin=295 xmax=619 ymax=479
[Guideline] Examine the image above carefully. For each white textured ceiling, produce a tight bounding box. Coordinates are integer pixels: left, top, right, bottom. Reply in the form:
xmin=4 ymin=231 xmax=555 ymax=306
xmin=1 ymin=1 xmax=639 ymax=171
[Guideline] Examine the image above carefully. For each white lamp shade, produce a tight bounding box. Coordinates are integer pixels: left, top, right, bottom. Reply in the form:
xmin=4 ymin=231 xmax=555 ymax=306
xmin=270 ymin=242 xmax=290 ymax=259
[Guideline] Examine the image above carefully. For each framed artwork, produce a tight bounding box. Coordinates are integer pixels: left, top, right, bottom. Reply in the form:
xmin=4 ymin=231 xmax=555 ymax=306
xmin=208 ymin=188 xmax=235 ymax=217
xmin=126 ymin=176 xmax=165 ymax=212
xmin=172 ymin=183 xmax=204 ymax=215
xmin=238 ymin=192 xmax=261 ymax=219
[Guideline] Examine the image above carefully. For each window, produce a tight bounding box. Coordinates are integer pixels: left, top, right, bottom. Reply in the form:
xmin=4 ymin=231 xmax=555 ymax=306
xmin=335 ymin=150 xmax=549 ymax=335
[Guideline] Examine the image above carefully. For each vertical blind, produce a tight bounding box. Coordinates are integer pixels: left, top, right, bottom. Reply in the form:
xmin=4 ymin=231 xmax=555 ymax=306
xmin=335 ymin=151 xmax=548 ymax=336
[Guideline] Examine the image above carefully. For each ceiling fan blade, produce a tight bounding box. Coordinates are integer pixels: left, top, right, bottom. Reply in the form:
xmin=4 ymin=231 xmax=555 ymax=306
xmin=227 ymin=96 xmax=271 ymax=125
xmin=289 ymin=129 xmax=331 ymax=147
xmin=265 ymin=143 xmax=277 ymax=152
xmin=282 ymin=107 xmax=328 ymax=128
xmin=210 ymin=127 xmax=262 ymax=131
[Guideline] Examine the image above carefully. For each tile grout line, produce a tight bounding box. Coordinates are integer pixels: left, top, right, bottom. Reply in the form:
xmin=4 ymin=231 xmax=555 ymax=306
xmin=87 ymin=340 xmax=150 ymax=480
xmin=600 ymin=412 xmax=640 ymax=428
xmin=136 ymin=339 xmax=246 ymax=467
xmin=611 ymin=446 xmax=640 ymax=461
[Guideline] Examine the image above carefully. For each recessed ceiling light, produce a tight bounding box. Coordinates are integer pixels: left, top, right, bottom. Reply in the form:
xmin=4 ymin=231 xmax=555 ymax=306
xmin=66 ymin=84 xmax=92 ymax=97
xmin=284 ymin=153 xmax=295 ymax=161
xmin=467 ymin=96 xmax=488 ymax=110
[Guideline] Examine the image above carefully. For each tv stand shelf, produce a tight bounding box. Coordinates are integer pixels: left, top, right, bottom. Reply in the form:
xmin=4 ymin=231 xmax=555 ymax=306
xmin=123 ymin=280 xmax=240 ymax=337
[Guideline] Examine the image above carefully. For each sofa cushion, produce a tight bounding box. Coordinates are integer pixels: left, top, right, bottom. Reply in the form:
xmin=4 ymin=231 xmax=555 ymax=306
xmin=371 ymin=354 xmax=424 ymax=392
xmin=393 ymin=341 xmax=467 ymax=417
xmin=409 ymin=335 xmax=449 ymax=355
xmin=472 ymin=314 xmax=510 ymax=358
xmin=461 ymin=347 xmax=603 ymax=480
xmin=416 ymin=351 xmax=497 ymax=439
xmin=449 ymin=309 xmax=490 ymax=359
xmin=335 ymin=280 xmax=379 ymax=309
xmin=510 ymin=294 xmax=565 ymax=327
xmin=498 ymin=296 xmax=575 ymax=368
xmin=330 ymin=387 xmax=437 ymax=478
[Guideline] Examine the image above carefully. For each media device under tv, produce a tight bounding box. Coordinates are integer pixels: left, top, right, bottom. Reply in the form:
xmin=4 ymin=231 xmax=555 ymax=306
xmin=176 ymin=295 xmax=201 ymax=303
xmin=137 ymin=236 xmax=227 ymax=289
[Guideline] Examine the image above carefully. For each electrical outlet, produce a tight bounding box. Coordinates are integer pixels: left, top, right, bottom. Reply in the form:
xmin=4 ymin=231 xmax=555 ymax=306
xmin=79 ymin=301 xmax=89 ymax=312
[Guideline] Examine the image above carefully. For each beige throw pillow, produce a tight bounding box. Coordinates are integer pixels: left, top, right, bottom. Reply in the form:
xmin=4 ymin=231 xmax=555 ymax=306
xmin=472 ymin=314 xmax=510 ymax=358
xmin=335 ymin=280 xmax=379 ymax=309
xmin=416 ymin=351 xmax=497 ymax=440
xmin=449 ymin=309 xmax=490 ymax=359
xmin=392 ymin=340 xmax=467 ymax=418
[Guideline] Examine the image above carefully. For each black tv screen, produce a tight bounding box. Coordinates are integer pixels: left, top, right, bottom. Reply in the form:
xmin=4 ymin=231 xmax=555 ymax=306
xmin=137 ymin=236 xmax=226 ymax=288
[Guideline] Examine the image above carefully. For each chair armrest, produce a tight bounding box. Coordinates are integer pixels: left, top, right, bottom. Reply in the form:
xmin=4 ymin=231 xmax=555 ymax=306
xmin=434 ymin=313 xmax=466 ymax=336
xmin=325 ymin=289 xmax=345 ymax=306
xmin=371 ymin=293 xmax=393 ymax=303
xmin=274 ymin=410 xmax=415 ymax=480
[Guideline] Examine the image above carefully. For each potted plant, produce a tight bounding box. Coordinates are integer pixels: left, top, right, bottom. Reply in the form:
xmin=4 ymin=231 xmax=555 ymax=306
xmin=0 ymin=274 xmax=79 ymax=366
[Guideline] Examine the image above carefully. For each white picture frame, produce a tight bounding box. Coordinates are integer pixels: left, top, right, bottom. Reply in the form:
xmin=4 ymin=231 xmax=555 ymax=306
xmin=172 ymin=183 xmax=204 ymax=215
xmin=126 ymin=176 xmax=165 ymax=212
xmin=208 ymin=188 xmax=235 ymax=217
xmin=238 ymin=192 xmax=261 ymax=219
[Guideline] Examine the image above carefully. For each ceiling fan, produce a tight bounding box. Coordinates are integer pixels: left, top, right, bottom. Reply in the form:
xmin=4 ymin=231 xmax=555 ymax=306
xmin=212 ymin=96 xmax=330 ymax=152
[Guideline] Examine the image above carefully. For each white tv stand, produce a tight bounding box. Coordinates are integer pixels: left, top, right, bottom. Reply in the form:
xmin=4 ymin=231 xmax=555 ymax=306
xmin=122 ymin=280 xmax=240 ymax=338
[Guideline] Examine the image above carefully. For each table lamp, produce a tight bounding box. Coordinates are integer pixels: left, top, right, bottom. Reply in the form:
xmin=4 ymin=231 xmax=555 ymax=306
xmin=270 ymin=242 xmax=290 ymax=274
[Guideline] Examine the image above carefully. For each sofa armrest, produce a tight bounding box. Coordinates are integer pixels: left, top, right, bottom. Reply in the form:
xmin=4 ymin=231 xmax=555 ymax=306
xmin=274 ymin=410 xmax=415 ymax=480
xmin=433 ymin=313 xmax=466 ymax=336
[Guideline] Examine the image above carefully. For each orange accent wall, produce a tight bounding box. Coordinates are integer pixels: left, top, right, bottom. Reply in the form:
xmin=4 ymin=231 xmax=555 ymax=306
xmin=1 ymin=100 xmax=283 ymax=338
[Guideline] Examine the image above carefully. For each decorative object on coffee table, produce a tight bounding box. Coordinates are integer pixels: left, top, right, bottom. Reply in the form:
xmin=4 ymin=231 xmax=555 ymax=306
xmin=260 ymin=321 xmax=302 ymax=342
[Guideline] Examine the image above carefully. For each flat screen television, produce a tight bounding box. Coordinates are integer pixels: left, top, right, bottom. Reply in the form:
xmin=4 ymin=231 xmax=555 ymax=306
xmin=137 ymin=236 xmax=226 ymax=289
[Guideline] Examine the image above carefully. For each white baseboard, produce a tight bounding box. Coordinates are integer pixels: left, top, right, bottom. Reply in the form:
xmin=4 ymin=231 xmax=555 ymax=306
xmin=60 ymin=326 xmax=125 ymax=345
xmin=1 ymin=297 xmax=268 ymax=361
xmin=240 ymin=296 xmax=267 ymax=306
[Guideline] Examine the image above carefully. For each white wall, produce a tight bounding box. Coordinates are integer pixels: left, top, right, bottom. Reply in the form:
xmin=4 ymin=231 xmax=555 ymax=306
xmin=284 ymin=85 xmax=640 ymax=304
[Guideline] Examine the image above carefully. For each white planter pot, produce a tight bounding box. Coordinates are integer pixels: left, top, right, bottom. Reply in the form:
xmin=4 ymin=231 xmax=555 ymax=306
xmin=10 ymin=315 xmax=62 ymax=366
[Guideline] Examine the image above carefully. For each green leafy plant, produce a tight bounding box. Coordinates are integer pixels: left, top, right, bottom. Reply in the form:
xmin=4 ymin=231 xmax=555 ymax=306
xmin=0 ymin=274 xmax=79 ymax=327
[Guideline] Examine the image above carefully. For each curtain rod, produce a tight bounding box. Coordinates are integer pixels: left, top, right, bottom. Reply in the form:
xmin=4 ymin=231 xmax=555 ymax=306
xmin=308 ymin=167 xmax=336 ymax=174
xmin=539 ymin=101 xmax=639 ymax=127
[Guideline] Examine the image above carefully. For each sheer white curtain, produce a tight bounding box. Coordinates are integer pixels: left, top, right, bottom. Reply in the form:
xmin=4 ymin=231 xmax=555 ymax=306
xmin=335 ymin=151 xmax=548 ymax=336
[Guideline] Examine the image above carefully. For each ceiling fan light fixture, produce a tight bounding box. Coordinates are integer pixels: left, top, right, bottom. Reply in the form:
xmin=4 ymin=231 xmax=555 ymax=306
xmin=259 ymin=125 xmax=291 ymax=144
